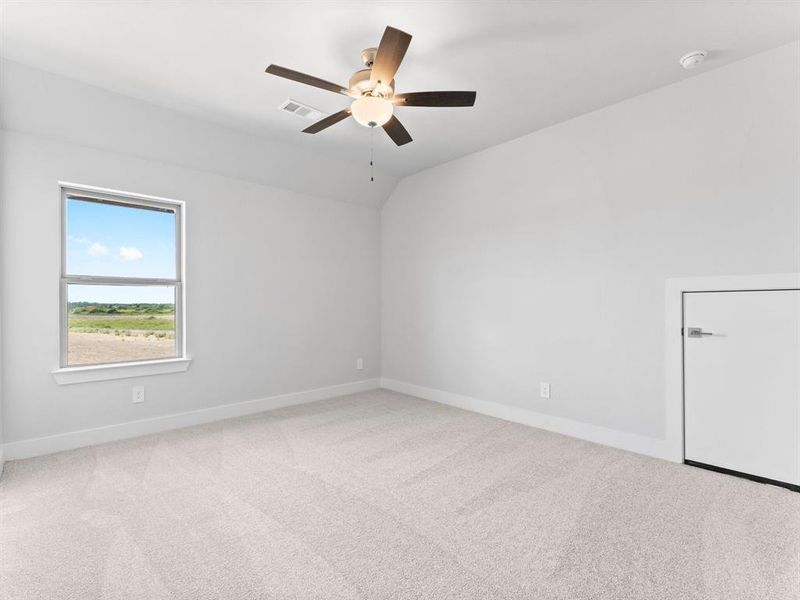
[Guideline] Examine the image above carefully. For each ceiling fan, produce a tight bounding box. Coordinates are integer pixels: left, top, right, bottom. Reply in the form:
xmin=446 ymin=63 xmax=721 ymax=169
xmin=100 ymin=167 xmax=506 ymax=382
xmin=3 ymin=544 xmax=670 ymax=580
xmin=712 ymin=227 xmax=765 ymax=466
xmin=265 ymin=26 xmax=476 ymax=146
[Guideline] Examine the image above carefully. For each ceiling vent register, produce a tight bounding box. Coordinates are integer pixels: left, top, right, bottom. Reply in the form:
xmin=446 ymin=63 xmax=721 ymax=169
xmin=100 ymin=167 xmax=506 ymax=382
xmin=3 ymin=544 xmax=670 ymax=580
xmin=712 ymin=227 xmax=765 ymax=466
xmin=278 ymin=99 xmax=327 ymax=121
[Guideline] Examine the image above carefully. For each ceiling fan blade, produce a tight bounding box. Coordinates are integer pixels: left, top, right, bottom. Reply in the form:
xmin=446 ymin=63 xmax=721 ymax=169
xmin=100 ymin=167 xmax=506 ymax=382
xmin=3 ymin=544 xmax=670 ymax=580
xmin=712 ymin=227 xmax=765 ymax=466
xmin=394 ymin=91 xmax=476 ymax=107
xmin=370 ymin=26 xmax=412 ymax=87
xmin=302 ymin=109 xmax=352 ymax=134
xmin=265 ymin=64 xmax=349 ymax=95
xmin=382 ymin=115 xmax=412 ymax=146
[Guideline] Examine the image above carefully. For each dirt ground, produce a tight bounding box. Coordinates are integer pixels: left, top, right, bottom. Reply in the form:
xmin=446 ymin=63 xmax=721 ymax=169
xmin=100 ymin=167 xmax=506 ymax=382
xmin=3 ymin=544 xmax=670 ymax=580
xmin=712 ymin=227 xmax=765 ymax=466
xmin=68 ymin=332 xmax=176 ymax=365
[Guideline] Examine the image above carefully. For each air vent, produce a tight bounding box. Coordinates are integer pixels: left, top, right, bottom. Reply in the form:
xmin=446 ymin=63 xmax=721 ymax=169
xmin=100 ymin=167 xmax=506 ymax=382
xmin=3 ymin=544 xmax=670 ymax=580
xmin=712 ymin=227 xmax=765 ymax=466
xmin=278 ymin=99 xmax=327 ymax=121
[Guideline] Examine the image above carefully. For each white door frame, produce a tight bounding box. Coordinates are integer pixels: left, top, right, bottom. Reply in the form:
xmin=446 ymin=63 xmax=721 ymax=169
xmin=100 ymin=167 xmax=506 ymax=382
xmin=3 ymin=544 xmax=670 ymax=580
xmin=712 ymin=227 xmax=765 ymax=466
xmin=663 ymin=272 xmax=800 ymax=464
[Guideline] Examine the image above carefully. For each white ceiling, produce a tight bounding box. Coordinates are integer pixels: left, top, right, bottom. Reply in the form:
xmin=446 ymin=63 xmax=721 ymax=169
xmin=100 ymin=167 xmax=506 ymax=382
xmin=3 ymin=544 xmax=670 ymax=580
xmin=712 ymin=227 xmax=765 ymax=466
xmin=2 ymin=1 xmax=799 ymax=178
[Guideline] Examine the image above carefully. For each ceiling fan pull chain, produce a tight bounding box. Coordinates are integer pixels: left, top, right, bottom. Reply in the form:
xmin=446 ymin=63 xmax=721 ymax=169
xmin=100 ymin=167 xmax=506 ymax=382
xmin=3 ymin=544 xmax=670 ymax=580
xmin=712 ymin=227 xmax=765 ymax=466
xmin=370 ymin=128 xmax=375 ymax=182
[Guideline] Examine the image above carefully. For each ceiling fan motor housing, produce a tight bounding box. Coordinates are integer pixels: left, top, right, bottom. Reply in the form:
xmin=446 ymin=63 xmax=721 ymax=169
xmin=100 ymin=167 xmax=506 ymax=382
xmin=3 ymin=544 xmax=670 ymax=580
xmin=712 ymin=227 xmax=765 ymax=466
xmin=349 ymin=67 xmax=394 ymax=98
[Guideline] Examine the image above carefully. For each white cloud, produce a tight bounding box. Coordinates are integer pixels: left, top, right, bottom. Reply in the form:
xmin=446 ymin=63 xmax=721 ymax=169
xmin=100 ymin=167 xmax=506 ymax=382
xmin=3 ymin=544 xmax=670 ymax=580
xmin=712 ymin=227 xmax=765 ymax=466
xmin=118 ymin=246 xmax=143 ymax=261
xmin=70 ymin=235 xmax=91 ymax=246
xmin=87 ymin=242 xmax=108 ymax=257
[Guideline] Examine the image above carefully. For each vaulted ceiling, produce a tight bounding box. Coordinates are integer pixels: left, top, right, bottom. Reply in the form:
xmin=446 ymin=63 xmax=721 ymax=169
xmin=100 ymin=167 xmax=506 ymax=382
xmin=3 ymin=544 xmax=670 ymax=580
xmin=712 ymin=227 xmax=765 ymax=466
xmin=3 ymin=1 xmax=799 ymax=178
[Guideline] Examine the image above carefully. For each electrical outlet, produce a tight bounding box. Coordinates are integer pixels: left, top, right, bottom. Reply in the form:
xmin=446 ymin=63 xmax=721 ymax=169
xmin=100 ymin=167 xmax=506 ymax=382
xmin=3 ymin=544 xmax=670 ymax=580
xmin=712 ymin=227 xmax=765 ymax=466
xmin=540 ymin=382 xmax=551 ymax=399
xmin=132 ymin=386 xmax=145 ymax=404
xmin=356 ymin=358 xmax=364 ymax=371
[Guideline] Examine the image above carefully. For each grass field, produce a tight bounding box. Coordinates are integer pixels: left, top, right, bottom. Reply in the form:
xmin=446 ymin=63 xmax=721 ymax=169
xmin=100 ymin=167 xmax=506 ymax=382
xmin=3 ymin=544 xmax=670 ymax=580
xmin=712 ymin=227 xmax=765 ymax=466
xmin=68 ymin=314 xmax=175 ymax=333
xmin=68 ymin=302 xmax=175 ymax=336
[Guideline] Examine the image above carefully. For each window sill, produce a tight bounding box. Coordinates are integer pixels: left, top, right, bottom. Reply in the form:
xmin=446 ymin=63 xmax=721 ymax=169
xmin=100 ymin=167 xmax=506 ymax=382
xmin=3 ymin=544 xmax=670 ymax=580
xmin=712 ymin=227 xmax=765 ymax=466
xmin=52 ymin=357 xmax=191 ymax=385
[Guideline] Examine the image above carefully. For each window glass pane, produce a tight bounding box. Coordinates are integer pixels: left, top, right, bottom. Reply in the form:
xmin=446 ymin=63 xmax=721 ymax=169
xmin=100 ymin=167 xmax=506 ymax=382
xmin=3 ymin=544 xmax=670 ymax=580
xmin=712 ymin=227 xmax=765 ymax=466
xmin=66 ymin=284 xmax=177 ymax=366
xmin=66 ymin=197 xmax=176 ymax=279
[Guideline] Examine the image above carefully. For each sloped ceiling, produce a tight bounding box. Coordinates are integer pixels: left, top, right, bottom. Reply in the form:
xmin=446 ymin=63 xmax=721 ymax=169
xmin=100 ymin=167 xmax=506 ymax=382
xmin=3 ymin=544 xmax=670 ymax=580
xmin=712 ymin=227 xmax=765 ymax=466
xmin=2 ymin=1 xmax=799 ymax=183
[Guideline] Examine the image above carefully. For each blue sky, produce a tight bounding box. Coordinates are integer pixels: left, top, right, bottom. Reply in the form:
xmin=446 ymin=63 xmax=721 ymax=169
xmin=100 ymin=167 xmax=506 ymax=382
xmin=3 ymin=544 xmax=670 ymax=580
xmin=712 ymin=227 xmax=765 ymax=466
xmin=67 ymin=199 xmax=176 ymax=304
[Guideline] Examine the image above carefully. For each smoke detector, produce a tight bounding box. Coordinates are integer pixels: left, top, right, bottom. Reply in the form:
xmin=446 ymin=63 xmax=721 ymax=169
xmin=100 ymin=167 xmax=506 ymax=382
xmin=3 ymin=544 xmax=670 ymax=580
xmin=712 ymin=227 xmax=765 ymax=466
xmin=278 ymin=99 xmax=327 ymax=121
xmin=679 ymin=50 xmax=707 ymax=70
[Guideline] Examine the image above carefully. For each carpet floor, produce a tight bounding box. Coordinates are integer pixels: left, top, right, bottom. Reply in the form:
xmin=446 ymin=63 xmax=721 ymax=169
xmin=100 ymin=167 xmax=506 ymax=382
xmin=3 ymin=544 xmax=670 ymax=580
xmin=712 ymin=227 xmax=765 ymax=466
xmin=1 ymin=389 xmax=799 ymax=599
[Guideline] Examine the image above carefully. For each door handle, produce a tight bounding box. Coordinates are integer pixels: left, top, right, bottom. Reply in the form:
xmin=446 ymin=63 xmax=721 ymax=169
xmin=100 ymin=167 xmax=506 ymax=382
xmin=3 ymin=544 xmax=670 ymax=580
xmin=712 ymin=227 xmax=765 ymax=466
xmin=687 ymin=327 xmax=714 ymax=338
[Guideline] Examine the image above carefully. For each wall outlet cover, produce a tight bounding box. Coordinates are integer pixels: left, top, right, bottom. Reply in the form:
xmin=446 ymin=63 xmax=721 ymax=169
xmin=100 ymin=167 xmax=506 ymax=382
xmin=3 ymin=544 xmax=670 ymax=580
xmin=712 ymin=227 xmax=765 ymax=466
xmin=132 ymin=386 xmax=145 ymax=403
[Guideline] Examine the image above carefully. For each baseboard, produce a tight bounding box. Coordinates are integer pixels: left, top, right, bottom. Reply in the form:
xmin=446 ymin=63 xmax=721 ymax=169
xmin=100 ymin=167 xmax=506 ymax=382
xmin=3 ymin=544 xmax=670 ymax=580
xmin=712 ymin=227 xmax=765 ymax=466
xmin=380 ymin=378 xmax=674 ymax=462
xmin=3 ymin=378 xmax=380 ymax=461
xmin=3 ymin=377 xmax=672 ymax=463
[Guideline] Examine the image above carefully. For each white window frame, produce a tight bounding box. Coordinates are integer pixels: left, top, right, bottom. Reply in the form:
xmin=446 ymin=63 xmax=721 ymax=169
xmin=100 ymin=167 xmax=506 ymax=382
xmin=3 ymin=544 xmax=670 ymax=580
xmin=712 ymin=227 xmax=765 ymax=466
xmin=53 ymin=183 xmax=189 ymax=384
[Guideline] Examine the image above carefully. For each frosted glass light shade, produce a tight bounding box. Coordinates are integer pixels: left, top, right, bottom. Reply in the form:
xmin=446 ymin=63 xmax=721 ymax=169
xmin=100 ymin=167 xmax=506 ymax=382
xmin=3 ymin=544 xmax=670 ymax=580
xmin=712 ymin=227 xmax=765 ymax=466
xmin=350 ymin=96 xmax=393 ymax=128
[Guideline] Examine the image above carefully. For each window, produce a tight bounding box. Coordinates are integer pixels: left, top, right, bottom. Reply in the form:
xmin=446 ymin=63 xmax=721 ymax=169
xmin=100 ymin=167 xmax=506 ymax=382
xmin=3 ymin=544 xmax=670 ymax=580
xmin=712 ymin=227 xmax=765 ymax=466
xmin=61 ymin=186 xmax=184 ymax=368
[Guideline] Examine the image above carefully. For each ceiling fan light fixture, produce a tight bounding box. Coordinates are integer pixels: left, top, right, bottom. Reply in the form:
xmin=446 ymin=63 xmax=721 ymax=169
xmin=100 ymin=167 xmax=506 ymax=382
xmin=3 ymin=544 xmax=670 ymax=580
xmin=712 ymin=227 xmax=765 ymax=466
xmin=351 ymin=95 xmax=393 ymax=128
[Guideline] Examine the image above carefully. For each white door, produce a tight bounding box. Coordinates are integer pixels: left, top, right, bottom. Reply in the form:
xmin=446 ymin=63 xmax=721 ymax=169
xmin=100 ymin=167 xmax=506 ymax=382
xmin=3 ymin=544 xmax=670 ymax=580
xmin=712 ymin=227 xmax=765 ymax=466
xmin=684 ymin=289 xmax=800 ymax=486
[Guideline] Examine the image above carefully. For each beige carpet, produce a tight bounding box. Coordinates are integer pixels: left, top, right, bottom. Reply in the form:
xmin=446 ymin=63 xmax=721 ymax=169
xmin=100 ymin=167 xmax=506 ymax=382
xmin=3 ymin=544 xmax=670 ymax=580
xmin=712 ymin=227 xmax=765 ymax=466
xmin=1 ymin=389 xmax=799 ymax=600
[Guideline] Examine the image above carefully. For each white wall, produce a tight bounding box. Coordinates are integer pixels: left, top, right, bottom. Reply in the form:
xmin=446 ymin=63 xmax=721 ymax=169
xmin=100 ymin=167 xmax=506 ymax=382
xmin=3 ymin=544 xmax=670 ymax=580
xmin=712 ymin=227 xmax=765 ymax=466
xmin=0 ymin=66 xmax=382 ymax=450
xmin=0 ymin=132 xmax=4 ymax=467
xmin=2 ymin=42 xmax=799 ymax=460
xmin=381 ymin=42 xmax=800 ymax=446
